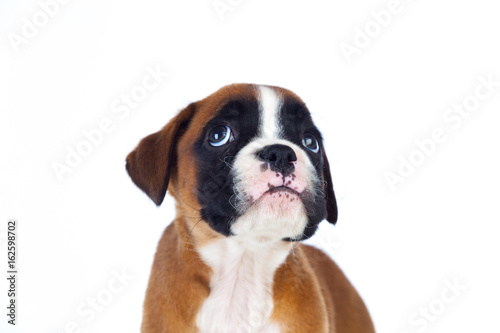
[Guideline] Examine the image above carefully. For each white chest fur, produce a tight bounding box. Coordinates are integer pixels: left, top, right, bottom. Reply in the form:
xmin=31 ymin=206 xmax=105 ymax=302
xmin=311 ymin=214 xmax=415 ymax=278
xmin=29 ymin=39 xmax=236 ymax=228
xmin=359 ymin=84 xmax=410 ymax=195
xmin=196 ymin=238 xmax=291 ymax=333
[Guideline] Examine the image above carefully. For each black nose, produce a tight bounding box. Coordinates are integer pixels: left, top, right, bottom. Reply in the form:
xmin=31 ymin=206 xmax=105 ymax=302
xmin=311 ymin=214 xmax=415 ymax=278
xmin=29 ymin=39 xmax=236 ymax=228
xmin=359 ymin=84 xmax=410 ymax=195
xmin=257 ymin=144 xmax=297 ymax=175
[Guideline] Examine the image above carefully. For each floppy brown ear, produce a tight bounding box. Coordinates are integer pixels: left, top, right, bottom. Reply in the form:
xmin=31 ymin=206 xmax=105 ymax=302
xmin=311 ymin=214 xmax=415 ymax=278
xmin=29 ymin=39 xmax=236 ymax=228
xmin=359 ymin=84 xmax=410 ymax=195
xmin=125 ymin=103 xmax=196 ymax=205
xmin=322 ymin=150 xmax=338 ymax=224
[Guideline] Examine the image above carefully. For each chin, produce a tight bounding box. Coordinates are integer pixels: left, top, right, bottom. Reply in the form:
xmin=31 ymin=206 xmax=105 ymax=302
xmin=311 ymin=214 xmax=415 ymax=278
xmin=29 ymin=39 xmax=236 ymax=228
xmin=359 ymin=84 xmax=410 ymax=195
xmin=230 ymin=190 xmax=309 ymax=243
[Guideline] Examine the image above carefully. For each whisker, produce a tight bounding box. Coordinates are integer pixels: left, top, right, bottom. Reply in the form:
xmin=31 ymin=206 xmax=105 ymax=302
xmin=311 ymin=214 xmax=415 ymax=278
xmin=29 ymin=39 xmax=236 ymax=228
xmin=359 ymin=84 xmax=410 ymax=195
xmin=188 ymin=217 xmax=204 ymax=240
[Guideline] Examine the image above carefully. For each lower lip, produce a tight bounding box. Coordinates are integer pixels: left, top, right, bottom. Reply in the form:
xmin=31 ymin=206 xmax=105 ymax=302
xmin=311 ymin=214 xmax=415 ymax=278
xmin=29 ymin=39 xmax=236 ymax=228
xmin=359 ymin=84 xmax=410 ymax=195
xmin=261 ymin=187 xmax=302 ymax=202
xmin=266 ymin=186 xmax=300 ymax=196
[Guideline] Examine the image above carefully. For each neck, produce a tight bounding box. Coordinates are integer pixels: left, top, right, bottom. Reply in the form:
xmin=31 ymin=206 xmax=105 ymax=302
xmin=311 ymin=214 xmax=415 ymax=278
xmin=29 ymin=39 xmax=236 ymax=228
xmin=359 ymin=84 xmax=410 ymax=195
xmin=196 ymin=237 xmax=292 ymax=332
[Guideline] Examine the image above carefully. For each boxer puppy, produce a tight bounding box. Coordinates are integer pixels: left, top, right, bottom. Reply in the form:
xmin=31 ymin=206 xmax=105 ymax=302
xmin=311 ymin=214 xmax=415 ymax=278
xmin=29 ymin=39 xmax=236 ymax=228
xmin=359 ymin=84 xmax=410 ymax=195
xmin=126 ymin=84 xmax=375 ymax=333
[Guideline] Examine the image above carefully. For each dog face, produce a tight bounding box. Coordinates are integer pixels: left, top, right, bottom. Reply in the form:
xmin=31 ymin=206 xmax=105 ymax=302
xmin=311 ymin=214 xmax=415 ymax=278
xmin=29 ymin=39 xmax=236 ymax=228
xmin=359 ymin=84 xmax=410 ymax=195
xmin=126 ymin=84 xmax=337 ymax=243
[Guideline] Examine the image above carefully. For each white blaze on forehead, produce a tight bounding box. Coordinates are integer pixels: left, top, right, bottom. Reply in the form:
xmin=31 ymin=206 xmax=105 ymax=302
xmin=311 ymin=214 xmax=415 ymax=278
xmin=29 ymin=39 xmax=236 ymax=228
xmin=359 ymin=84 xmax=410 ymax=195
xmin=257 ymin=86 xmax=283 ymax=139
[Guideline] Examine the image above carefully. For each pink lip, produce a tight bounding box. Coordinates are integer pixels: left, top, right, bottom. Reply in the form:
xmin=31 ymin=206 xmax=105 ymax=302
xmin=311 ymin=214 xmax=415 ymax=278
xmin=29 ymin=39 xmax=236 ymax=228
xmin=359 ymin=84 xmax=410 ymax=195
xmin=265 ymin=186 xmax=301 ymax=197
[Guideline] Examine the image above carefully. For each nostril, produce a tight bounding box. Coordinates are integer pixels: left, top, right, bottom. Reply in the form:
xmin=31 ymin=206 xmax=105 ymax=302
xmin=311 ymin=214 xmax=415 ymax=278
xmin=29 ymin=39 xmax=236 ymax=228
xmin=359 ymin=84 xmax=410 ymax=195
xmin=287 ymin=152 xmax=297 ymax=162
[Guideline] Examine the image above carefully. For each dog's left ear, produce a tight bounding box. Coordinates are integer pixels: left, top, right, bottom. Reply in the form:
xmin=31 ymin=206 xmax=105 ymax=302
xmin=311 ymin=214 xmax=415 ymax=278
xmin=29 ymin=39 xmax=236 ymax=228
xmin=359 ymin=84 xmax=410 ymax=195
xmin=125 ymin=103 xmax=196 ymax=205
xmin=322 ymin=150 xmax=338 ymax=224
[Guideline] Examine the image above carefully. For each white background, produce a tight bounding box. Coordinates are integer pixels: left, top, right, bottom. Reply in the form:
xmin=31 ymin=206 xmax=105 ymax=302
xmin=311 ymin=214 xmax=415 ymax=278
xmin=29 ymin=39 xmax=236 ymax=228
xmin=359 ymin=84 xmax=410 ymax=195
xmin=1 ymin=0 xmax=500 ymax=332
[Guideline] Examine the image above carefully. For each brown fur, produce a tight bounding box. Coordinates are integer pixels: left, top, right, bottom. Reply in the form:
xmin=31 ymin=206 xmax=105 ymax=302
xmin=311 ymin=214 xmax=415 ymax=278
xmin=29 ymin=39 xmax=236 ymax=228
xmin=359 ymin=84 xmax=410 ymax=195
xmin=126 ymin=84 xmax=375 ymax=332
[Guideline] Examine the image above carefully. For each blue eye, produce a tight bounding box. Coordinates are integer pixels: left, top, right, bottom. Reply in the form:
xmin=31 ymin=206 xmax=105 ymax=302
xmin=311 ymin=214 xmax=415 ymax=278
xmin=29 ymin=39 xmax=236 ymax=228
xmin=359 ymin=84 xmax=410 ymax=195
xmin=302 ymin=134 xmax=319 ymax=153
xmin=209 ymin=126 xmax=233 ymax=147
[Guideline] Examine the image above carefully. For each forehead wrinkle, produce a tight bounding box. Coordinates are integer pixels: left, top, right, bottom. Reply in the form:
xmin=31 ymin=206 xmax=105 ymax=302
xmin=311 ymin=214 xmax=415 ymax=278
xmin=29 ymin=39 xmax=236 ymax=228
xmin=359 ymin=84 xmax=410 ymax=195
xmin=257 ymin=86 xmax=283 ymax=139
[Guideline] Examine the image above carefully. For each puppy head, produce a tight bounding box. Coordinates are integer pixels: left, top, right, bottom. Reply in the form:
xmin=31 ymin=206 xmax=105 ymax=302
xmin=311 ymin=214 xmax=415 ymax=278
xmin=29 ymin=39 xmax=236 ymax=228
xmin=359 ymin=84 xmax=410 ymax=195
xmin=126 ymin=84 xmax=337 ymax=243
